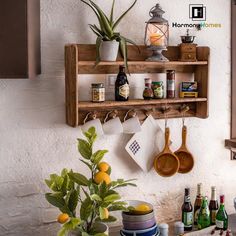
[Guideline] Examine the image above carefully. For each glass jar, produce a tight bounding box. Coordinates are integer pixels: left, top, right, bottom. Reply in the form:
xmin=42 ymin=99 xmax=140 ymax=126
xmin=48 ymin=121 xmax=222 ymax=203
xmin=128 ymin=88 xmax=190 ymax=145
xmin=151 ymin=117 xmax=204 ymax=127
xmin=143 ymin=78 xmax=154 ymax=100
xmin=91 ymin=83 xmax=105 ymax=102
xmin=152 ymin=81 xmax=164 ymax=99
xmin=167 ymin=70 xmax=175 ymax=98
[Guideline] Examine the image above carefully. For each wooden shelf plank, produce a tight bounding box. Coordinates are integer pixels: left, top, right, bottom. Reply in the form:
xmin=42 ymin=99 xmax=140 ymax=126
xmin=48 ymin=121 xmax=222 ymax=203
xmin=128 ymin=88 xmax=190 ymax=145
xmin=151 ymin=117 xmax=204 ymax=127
xmin=78 ymin=98 xmax=207 ymax=109
xmin=225 ymin=139 xmax=236 ymax=149
xmin=78 ymin=61 xmax=208 ymax=66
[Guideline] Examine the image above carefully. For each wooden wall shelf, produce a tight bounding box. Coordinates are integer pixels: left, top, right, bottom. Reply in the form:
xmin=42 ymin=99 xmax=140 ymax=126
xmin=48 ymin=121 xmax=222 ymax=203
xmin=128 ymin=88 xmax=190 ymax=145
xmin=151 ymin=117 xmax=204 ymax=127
xmin=65 ymin=44 xmax=210 ymax=127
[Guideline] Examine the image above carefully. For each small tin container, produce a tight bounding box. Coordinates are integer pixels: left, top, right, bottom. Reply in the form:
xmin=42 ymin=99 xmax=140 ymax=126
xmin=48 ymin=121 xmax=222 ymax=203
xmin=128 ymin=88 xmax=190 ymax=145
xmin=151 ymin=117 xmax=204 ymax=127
xmin=174 ymin=221 xmax=184 ymax=236
xmin=152 ymin=81 xmax=164 ymax=99
xmin=91 ymin=83 xmax=105 ymax=102
xmin=159 ymin=223 xmax=169 ymax=236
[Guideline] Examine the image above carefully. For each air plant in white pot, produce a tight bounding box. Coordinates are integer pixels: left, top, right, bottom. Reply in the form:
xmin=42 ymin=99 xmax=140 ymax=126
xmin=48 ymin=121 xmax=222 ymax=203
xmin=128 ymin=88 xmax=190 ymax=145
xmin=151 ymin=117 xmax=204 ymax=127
xmin=81 ymin=0 xmax=139 ymax=70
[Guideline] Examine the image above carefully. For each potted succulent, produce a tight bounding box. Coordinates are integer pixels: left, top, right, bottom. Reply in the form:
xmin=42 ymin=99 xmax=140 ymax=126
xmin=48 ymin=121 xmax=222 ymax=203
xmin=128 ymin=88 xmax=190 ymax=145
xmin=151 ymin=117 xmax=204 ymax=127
xmin=45 ymin=127 xmax=136 ymax=236
xmin=81 ymin=0 xmax=139 ymax=69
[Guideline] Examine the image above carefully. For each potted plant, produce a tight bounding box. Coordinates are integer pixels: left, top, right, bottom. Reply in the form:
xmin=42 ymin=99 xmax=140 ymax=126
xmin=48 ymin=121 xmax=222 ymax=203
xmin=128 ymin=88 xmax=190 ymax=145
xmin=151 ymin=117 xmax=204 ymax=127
xmin=81 ymin=0 xmax=139 ymax=69
xmin=45 ymin=127 xmax=136 ymax=236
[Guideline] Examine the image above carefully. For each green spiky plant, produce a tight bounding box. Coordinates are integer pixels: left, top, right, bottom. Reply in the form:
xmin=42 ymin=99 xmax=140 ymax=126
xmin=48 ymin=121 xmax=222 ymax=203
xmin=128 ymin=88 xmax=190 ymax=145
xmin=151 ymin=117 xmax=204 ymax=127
xmin=81 ymin=0 xmax=139 ymax=70
xmin=45 ymin=127 xmax=136 ymax=236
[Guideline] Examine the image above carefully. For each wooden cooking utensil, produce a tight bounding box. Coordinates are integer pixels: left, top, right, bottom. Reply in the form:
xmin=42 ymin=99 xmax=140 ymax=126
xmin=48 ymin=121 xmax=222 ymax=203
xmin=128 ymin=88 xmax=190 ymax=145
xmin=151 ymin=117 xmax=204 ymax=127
xmin=174 ymin=125 xmax=194 ymax=174
xmin=154 ymin=127 xmax=180 ymax=177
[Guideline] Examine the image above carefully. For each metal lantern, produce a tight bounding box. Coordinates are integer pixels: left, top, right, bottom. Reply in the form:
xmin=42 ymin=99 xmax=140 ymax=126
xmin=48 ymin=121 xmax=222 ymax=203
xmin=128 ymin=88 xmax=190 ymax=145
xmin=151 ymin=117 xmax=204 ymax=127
xmin=144 ymin=3 xmax=169 ymax=61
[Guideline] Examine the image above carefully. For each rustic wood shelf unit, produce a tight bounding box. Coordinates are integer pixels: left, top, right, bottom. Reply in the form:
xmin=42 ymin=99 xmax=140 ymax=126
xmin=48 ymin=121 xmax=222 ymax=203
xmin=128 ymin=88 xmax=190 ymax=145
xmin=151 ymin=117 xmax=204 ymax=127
xmin=65 ymin=44 xmax=210 ymax=127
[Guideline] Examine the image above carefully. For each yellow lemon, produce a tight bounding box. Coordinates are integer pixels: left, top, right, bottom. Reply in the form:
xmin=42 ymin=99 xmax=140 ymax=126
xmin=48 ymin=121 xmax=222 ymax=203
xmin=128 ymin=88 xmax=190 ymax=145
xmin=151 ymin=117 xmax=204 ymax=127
xmin=103 ymin=208 xmax=109 ymax=219
xmin=94 ymin=171 xmax=111 ymax=185
xmin=98 ymin=162 xmax=110 ymax=173
xmin=57 ymin=213 xmax=69 ymax=224
xmin=135 ymin=204 xmax=151 ymax=213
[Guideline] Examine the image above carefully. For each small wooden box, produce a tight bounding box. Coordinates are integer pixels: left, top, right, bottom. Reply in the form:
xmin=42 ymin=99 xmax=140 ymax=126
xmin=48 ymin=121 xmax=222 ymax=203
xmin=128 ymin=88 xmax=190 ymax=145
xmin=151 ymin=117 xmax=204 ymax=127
xmin=179 ymin=43 xmax=197 ymax=62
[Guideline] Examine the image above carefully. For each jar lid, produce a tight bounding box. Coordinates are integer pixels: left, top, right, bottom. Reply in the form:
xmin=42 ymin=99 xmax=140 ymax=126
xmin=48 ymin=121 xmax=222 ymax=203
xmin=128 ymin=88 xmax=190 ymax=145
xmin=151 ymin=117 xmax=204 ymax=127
xmin=152 ymin=81 xmax=163 ymax=85
xmin=92 ymin=83 xmax=104 ymax=88
xmin=159 ymin=223 xmax=169 ymax=229
xmin=174 ymin=221 xmax=184 ymax=228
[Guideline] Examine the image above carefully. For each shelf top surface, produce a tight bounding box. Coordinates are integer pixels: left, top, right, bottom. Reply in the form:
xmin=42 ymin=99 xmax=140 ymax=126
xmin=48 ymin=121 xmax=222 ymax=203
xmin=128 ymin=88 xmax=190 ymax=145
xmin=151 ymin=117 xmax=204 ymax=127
xmin=78 ymin=98 xmax=207 ymax=109
xmin=78 ymin=60 xmax=208 ymax=66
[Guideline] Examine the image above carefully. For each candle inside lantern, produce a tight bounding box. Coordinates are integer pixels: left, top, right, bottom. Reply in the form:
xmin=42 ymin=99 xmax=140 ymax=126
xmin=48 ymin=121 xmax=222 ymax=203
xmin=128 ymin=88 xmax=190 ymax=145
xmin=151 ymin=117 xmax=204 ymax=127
xmin=150 ymin=33 xmax=165 ymax=46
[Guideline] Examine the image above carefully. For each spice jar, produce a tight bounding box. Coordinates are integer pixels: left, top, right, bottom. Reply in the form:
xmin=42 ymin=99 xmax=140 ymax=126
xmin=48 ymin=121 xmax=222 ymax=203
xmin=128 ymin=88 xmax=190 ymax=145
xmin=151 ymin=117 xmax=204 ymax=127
xmin=91 ymin=83 xmax=105 ymax=102
xmin=152 ymin=81 xmax=164 ymax=99
xmin=143 ymin=78 xmax=154 ymax=100
xmin=167 ymin=70 xmax=175 ymax=98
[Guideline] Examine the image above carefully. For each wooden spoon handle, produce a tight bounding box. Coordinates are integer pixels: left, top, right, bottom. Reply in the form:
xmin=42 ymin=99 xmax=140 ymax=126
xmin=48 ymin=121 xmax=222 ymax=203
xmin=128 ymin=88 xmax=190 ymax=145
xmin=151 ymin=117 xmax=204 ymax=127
xmin=182 ymin=125 xmax=187 ymax=147
xmin=164 ymin=127 xmax=170 ymax=151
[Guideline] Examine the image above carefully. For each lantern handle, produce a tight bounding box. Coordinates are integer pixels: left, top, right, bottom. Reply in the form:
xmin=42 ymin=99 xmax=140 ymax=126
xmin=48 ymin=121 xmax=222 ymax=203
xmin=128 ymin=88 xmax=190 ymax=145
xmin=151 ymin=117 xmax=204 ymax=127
xmin=149 ymin=6 xmax=156 ymax=17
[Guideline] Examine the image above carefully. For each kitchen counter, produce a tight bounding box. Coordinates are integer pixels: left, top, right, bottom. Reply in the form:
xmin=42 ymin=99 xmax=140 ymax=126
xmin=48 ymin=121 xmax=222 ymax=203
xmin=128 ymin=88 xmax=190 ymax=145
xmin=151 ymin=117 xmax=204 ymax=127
xmin=110 ymin=214 xmax=236 ymax=236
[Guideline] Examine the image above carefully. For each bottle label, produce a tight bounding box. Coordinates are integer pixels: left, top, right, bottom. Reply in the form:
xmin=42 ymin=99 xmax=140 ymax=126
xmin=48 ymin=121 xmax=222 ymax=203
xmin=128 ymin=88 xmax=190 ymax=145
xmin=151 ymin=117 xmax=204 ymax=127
xmin=194 ymin=208 xmax=200 ymax=223
xmin=184 ymin=195 xmax=191 ymax=202
xmin=183 ymin=212 xmax=193 ymax=227
xmin=216 ymin=219 xmax=224 ymax=229
xmin=167 ymin=79 xmax=175 ymax=91
xmin=119 ymin=84 xmax=129 ymax=99
xmin=211 ymin=210 xmax=217 ymax=223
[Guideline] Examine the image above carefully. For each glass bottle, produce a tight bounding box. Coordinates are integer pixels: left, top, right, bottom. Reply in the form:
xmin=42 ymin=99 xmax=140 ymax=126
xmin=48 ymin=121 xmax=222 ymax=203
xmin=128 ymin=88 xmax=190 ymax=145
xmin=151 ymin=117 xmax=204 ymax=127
xmin=115 ymin=65 xmax=129 ymax=101
xmin=209 ymin=186 xmax=219 ymax=225
xmin=182 ymin=188 xmax=193 ymax=231
xmin=197 ymin=196 xmax=210 ymax=230
xmin=194 ymin=183 xmax=203 ymax=225
xmin=143 ymin=78 xmax=154 ymax=100
xmin=166 ymin=70 xmax=175 ymax=98
xmin=216 ymin=195 xmax=228 ymax=230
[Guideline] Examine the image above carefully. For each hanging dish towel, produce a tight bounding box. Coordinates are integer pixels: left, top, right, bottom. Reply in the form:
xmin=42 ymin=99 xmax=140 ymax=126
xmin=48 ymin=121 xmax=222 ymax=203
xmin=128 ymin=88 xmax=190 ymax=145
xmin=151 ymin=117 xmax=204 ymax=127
xmin=125 ymin=115 xmax=166 ymax=172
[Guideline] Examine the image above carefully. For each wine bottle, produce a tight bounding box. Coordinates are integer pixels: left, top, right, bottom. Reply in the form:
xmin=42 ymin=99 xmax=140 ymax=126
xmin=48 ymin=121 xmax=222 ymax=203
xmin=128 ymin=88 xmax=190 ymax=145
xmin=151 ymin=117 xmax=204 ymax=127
xmin=115 ymin=65 xmax=129 ymax=101
xmin=197 ymin=196 xmax=211 ymax=230
xmin=182 ymin=188 xmax=193 ymax=231
xmin=216 ymin=195 xmax=228 ymax=230
xmin=194 ymin=183 xmax=203 ymax=225
xmin=209 ymin=186 xmax=219 ymax=225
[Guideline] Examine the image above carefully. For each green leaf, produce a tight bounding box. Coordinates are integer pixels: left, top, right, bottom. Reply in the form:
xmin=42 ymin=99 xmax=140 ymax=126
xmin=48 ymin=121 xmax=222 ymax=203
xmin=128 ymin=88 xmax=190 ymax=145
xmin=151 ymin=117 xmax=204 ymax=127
xmin=80 ymin=198 xmax=93 ymax=220
xmin=112 ymin=0 xmax=137 ymax=30
xmin=110 ymin=0 xmax=116 ymax=24
xmin=91 ymin=150 xmax=108 ymax=164
xmin=61 ymin=168 xmax=69 ymax=177
xmin=106 ymin=166 xmax=112 ymax=175
xmin=108 ymin=205 xmax=127 ymax=211
xmin=57 ymin=218 xmax=80 ymax=236
xmin=91 ymin=194 xmax=102 ymax=201
xmin=122 ymin=36 xmax=140 ymax=53
xmin=88 ymin=126 xmax=96 ymax=136
xmin=104 ymin=194 xmax=121 ymax=202
xmin=99 ymin=182 xmax=108 ymax=198
xmin=95 ymin=36 xmax=102 ymax=67
xmin=90 ymin=25 xmax=103 ymax=37
xmin=68 ymin=172 xmax=89 ymax=186
xmin=80 ymin=159 xmax=93 ymax=171
xmin=68 ymin=189 xmax=78 ymax=212
xmin=78 ymin=139 xmax=92 ymax=160
xmin=94 ymin=233 xmax=108 ymax=236
xmin=98 ymin=215 xmax=117 ymax=223
xmin=45 ymin=193 xmax=65 ymax=208
xmin=82 ymin=233 xmax=90 ymax=236
xmin=89 ymin=0 xmax=113 ymax=38
xmin=59 ymin=205 xmax=72 ymax=216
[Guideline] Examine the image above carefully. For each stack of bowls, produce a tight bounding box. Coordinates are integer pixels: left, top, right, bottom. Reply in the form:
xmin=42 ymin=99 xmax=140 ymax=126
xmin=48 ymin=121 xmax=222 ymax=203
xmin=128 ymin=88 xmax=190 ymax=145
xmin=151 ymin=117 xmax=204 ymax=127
xmin=120 ymin=201 xmax=159 ymax=236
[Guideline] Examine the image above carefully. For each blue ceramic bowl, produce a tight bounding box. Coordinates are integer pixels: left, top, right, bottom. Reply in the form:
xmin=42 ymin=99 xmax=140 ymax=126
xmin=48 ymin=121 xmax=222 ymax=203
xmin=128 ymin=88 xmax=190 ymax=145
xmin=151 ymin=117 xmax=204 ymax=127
xmin=123 ymin=217 xmax=156 ymax=230
xmin=120 ymin=224 xmax=159 ymax=236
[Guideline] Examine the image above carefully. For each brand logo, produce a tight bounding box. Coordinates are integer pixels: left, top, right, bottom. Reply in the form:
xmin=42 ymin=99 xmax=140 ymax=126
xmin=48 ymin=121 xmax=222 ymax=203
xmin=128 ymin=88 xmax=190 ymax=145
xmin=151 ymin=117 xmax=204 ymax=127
xmin=189 ymin=4 xmax=206 ymax=21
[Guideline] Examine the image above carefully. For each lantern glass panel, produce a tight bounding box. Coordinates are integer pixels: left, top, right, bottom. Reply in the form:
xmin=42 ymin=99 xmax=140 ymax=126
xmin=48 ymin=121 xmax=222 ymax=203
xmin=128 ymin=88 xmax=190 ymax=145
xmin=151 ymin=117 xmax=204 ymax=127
xmin=146 ymin=23 xmax=168 ymax=47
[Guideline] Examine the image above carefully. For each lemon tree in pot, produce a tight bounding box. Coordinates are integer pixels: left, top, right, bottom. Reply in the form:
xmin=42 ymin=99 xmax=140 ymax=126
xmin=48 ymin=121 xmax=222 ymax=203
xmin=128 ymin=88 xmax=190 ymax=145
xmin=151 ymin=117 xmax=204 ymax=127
xmin=81 ymin=0 xmax=139 ymax=69
xmin=45 ymin=127 xmax=136 ymax=236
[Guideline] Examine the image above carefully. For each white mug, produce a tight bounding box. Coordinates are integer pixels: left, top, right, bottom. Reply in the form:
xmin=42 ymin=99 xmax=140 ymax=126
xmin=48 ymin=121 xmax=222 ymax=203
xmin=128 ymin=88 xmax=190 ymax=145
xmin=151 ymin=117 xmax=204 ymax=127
xmin=103 ymin=111 xmax=123 ymax=135
xmin=123 ymin=110 xmax=141 ymax=134
xmin=80 ymin=113 xmax=104 ymax=136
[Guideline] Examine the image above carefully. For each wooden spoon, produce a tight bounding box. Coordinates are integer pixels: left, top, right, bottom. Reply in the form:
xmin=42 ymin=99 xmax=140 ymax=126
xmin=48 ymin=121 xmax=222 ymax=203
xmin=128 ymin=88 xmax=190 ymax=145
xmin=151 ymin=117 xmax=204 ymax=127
xmin=154 ymin=127 xmax=180 ymax=177
xmin=174 ymin=125 xmax=194 ymax=174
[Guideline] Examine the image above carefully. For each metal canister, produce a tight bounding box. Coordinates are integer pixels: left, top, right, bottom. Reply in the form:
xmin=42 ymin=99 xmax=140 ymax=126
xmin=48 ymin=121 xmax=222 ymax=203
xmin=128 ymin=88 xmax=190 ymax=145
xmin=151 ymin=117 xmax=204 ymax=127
xmin=167 ymin=70 xmax=176 ymax=98
xmin=91 ymin=83 xmax=105 ymax=102
xmin=152 ymin=81 xmax=164 ymax=99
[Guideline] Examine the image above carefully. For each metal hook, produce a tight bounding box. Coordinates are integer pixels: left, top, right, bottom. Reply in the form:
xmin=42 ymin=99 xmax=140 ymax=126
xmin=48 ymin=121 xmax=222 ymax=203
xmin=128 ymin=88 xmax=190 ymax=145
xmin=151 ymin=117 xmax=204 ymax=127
xmin=124 ymin=110 xmax=136 ymax=122
xmin=180 ymin=105 xmax=189 ymax=126
xmin=104 ymin=110 xmax=118 ymax=123
xmin=83 ymin=112 xmax=91 ymax=124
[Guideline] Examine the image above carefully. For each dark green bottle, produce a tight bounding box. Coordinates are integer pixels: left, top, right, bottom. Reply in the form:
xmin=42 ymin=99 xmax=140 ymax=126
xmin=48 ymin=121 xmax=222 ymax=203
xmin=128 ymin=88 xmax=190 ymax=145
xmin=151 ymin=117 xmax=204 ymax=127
xmin=216 ymin=195 xmax=228 ymax=230
xmin=197 ymin=196 xmax=210 ymax=230
xmin=182 ymin=188 xmax=193 ymax=231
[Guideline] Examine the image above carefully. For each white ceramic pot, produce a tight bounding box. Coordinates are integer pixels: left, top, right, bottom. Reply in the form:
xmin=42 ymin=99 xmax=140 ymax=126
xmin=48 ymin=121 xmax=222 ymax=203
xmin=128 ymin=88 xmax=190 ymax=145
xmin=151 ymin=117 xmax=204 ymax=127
xmin=100 ymin=40 xmax=119 ymax=61
xmin=68 ymin=222 xmax=109 ymax=236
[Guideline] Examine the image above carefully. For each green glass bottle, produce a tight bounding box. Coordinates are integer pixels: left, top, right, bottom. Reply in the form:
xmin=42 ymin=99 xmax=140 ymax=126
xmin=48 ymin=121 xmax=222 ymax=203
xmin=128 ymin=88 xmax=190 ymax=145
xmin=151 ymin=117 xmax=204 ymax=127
xmin=216 ymin=195 xmax=228 ymax=230
xmin=197 ymin=196 xmax=211 ymax=230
